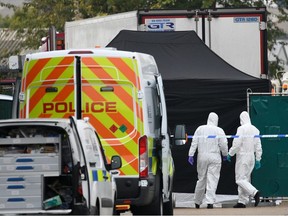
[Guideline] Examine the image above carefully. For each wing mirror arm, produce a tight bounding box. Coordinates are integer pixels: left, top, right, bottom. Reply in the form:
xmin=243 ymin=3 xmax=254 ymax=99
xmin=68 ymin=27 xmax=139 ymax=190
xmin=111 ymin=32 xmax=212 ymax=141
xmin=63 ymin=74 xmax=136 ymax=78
xmin=173 ymin=124 xmax=187 ymax=146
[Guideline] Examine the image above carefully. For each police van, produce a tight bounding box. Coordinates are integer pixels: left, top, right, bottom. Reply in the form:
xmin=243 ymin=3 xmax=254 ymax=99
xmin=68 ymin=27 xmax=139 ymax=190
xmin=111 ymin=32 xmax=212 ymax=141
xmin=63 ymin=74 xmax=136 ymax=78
xmin=18 ymin=48 xmax=186 ymax=215
xmin=0 ymin=117 xmax=121 ymax=215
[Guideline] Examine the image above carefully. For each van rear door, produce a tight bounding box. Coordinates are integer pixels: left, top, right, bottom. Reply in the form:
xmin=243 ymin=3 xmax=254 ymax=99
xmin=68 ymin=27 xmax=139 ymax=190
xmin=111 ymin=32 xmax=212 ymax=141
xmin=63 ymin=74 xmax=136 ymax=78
xmin=21 ymin=54 xmax=143 ymax=177
xmin=80 ymin=56 xmax=143 ymax=177
xmin=20 ymin=56 xmax=75 ymax=118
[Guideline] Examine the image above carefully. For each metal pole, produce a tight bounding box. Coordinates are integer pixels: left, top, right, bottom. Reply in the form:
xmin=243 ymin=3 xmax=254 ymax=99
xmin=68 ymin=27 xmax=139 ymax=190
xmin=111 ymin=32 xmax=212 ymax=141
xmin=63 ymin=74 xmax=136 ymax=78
xmin=208 ymin=10 xmax=212 ymax=48
xmin=75 ymin=56 xmax=82 ymax=120
xmin=49 ymin=26 xmax=56 ymax=51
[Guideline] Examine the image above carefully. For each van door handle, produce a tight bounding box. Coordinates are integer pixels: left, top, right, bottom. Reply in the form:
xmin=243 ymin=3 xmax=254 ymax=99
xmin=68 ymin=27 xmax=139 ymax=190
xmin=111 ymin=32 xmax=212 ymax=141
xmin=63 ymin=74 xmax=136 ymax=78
xmin=89 ymin=162 xmax=96 ymax=167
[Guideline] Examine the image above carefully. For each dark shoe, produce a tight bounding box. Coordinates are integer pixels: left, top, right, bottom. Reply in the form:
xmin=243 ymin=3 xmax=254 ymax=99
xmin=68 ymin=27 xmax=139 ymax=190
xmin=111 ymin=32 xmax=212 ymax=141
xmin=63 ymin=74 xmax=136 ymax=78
xmin=195 ymin=203 xmax=200 ymax=209
xmin=233 ymin=203 xmax=246 ymax=208
xmin=254 ymin=191 xmax=260 ymax=207
xmin=207 ymin=204 xmax=213 ymax=209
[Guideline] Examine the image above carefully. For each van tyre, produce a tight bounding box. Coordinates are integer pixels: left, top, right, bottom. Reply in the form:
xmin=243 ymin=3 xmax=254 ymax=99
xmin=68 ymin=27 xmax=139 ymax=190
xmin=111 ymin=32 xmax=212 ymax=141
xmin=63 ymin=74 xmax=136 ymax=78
xmin=163 ymin=190 xmax=174 ymax=215
xmin=131 ymin=172 xmax=163 ymax=215
xmin=113 ymin=195 xmax=120 ymax=216
xmin=132 ymin=187 xmax=163 ymax=215
xmin=94 ymin=201 xmax=100 ymax=215
xmin=113 ymin=209 xmax=120 ymax=216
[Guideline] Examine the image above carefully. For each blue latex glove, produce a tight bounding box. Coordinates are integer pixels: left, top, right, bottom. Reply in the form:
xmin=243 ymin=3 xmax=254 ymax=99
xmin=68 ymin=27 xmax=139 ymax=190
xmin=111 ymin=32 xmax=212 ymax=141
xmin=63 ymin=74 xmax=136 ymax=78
xmin=227 ymin=154 xmax=231 ymax=162
xmin=188 ymin=156 xmax=194 ymax=166
xmin=254 ymin=160 xmax=261 ymax=170
xmin=222 ymin=155 xmax=228 ymax=162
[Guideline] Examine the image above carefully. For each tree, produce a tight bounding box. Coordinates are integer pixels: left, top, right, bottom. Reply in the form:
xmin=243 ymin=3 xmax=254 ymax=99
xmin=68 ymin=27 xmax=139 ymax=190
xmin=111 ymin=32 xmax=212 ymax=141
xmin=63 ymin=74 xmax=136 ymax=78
xmin=7 ymin=0 xmax=75 ymax=49
xmin=0 ymin=2 xmax=15 ymax=28
xmin=0 ymin=15 xmax=12 ymax=28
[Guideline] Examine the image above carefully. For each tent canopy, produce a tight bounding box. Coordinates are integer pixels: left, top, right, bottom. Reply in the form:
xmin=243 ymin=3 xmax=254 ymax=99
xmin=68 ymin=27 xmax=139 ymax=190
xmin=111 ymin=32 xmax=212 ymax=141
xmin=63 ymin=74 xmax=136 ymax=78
xmin=107 ymin=30 xmax=271 ymax=194
xmin=108 ymin=30 xmax=263 ymax=80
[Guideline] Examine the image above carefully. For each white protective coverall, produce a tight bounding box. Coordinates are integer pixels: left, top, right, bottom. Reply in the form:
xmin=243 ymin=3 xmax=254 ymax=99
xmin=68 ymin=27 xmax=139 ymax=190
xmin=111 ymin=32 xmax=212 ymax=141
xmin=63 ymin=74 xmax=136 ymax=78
xmin=228 ymin=111 xmax=262 ymax=205
xmin=189 ymin=112 xmax=228 ymax=205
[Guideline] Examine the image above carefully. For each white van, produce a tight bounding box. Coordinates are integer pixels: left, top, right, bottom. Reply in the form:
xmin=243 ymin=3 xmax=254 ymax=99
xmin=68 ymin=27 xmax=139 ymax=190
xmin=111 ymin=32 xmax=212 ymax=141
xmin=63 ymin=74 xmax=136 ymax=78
xmin=18 ymin=48 xmax=187 ymax=215
xmin=0 ymin=117 xmax=121 ymax=215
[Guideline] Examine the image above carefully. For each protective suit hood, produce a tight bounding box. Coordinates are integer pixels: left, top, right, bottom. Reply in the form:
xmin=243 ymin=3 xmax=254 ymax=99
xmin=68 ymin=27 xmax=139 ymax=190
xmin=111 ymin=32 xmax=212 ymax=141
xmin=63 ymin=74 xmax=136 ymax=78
xmin=207 ymin=112 xmax=218 ymax=126
xmin=240 ymin=111 xmax=251 ymax=125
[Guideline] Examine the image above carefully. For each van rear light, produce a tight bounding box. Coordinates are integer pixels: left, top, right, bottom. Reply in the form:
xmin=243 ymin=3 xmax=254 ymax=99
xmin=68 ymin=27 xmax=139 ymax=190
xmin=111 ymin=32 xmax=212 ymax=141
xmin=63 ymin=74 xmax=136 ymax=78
xmin=77 ymin=184 xmax=83 ymax=196
xmin=139 ymin=135 xmax=148 ymax=178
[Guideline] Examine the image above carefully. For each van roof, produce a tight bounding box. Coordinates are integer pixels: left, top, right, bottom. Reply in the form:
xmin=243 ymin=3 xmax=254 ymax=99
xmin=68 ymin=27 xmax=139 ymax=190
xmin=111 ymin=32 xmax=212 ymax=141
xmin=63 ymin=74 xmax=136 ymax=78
xmin=25 ymin=48 xmax=151 ymax=60
xmin=24 ymin=48 xmax=160 ymax=77
xmin=0 ymin=118 xmax=71 ymax=125
xmin=0 ymin=94 xmax=12 ymax=101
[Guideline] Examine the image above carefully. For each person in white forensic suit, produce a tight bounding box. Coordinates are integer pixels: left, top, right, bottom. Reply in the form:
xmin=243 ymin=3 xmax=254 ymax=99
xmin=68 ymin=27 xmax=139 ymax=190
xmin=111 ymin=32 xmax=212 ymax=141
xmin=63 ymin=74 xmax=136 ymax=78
xmin=227 ymin=111 xmax=262 ymax=208
xmin=188 ymin=112 xmax=228 ymax=209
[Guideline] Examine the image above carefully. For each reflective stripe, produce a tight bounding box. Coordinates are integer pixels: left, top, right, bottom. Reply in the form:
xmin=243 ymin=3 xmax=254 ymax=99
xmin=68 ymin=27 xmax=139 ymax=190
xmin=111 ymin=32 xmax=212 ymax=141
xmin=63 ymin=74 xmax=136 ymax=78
xmin=92 ymin=170 xmax=111 ymax=182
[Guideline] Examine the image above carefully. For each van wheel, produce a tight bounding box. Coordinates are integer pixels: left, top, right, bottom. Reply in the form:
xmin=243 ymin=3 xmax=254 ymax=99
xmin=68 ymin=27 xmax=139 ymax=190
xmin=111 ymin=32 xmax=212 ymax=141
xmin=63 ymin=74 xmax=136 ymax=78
xmin=131 ymin=172 xmax=163 ymax=215
xmin=113 ymin=195 xmax=120 ymax=216
xmin=163 ymin=190 xmax=174 ymax=215
xmin=113 ymin=209 xmax=120 ymax=216
xmin=132 ymin=189 xmax=163 ymax=215
xmin=95 ymin=206 xmax=100 ymax=216
xmin=94 ymin=200 xmax=100 ymax=215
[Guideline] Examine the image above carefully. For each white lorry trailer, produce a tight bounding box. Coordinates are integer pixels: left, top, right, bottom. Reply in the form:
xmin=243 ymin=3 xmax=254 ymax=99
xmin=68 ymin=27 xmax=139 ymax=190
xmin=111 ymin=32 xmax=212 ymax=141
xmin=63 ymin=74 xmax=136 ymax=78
xmin=0 ymin=117 xmax=122 ymax=215
xmin=65 ymin=8 xmax=268 ymax=78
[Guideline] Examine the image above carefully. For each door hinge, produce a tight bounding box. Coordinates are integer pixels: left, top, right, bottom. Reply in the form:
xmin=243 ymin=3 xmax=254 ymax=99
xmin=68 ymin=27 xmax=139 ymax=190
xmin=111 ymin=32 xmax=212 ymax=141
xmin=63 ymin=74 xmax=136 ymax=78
xmin=259 ymin=21 xmax=266 ymax=30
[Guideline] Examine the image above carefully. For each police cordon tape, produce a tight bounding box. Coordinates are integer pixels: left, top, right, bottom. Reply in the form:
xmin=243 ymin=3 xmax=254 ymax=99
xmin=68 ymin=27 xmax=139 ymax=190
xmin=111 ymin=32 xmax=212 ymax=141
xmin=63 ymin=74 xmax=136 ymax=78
xmin=187 ymin=134 xmax=288 ymax=139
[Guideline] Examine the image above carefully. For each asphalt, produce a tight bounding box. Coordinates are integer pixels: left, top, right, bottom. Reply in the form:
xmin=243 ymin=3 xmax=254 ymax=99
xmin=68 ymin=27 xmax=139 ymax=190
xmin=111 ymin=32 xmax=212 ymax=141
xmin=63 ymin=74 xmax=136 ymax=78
xmin=174 ymin=200 xmax=288 ymax=215
xmin=120 ymin=200 xmax=288 ymax=215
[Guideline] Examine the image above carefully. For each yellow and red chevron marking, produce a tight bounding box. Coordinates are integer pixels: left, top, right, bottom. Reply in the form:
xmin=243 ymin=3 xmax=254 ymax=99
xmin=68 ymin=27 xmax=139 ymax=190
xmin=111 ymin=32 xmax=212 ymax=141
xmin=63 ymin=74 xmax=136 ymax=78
xmin=82 ymin=85 xmax=134 ymax=137
xmin=21 ymin=55 xmax=143 ymax=176
xmin=81 ymin=57 xmax=140 ymax=86
xmin=80 ymin=57 xmax=142 ymax=175
xmin=20 ymin=56 xmax=74 ymax=118
xmin=81 ymin=57 xmax=143 ymax=121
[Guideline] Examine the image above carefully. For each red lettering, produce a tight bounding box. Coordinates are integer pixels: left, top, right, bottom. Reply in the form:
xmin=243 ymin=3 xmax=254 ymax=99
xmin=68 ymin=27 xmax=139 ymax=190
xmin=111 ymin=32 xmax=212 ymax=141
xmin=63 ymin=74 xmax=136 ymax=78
xmin=55 ymin=102 xmax=67 ymax=113
xmin=69 ymin=102 xmax=75 ymax=112
xmin=91 ymin=102 xmax=104 ymax=113
xmin=43 ymin=103 xmax=54 ymax=113
xmin=85 ymin=102 xmax=89 ymax=112
xmin=106 ymin=102 xmax=117 ymax=112
xmin=42 ymin=102 xmax=117 ymax=113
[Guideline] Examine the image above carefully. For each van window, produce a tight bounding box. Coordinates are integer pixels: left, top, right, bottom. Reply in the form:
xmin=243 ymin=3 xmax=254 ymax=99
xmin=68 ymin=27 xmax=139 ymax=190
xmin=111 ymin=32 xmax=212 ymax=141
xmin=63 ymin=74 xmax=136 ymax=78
xmin=0 ymin=98 xmax=12 ymax=119
xmin=145 ymin=86 xmax=161 ymax=135
xmin=84 ymin=128 xmax=102 ymax=168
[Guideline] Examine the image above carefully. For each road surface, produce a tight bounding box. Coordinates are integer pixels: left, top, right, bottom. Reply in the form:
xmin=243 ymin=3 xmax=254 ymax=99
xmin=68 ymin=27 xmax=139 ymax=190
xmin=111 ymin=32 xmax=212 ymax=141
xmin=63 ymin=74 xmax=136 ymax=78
xmin=121 ymin=200 xmax=288 ymax=215
xmin=174 ymin=201 xmax=288 ymax=215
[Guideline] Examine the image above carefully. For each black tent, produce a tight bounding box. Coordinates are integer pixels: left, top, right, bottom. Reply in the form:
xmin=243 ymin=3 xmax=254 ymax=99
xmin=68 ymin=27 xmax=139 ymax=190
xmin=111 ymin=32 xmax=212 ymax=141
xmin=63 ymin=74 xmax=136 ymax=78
xmin=107 ymin=30 xmax=271 ymax=194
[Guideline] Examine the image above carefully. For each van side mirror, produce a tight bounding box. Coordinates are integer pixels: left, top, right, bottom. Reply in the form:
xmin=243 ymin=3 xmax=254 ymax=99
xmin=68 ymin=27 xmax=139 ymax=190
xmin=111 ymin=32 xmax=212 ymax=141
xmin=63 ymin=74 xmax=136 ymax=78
xmin=111 ymin=155 xmax=122 ymax=170
xmin=173 ymin=124 xmax=187 ymax=145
